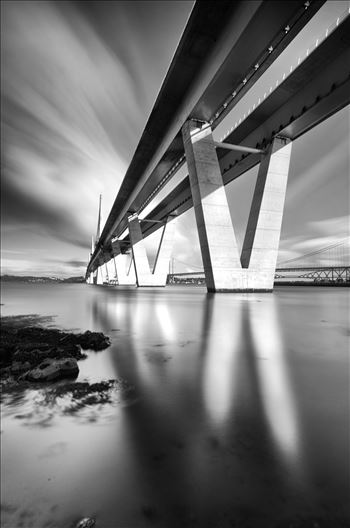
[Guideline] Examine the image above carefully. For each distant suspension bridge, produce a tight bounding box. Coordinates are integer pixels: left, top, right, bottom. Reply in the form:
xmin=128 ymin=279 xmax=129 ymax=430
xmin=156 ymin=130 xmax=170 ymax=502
xmin=168 ymin=238 xmax=350 ymax=284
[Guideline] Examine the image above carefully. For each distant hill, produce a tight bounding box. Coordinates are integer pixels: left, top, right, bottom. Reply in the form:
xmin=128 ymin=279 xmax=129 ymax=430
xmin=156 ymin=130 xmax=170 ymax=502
xmin=0 ymin=275 xmax=85 ymax=283
xmin=62 ymin=276 xmax=85 ymax=283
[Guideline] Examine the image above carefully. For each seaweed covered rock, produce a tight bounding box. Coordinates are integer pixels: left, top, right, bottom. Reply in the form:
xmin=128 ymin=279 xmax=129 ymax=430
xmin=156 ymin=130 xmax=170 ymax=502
xmin=0 ymin=327 xmax=17 ymax=366
xmin=0 ymin=321 xmax=111 ymax=368
xmin=25 ymin=357 xmax=79 ymax=382
xmin=11 ymin=361 xmax=31 ymax=374
xmin=0 ymin=318 xmax=111 ymax=388
xmin=13 ymin=344 xmax=84 ymax=366
xmin=76 ymin=330 xmax=110 ymax=351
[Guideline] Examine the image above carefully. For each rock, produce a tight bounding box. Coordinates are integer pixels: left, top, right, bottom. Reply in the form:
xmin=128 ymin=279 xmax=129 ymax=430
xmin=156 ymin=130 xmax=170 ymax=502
xmin=0 ymin=320 xmax=110 ymax=390
xmin=0 ymin=341 xmax=16 ymax=366
xmin=0 ymin=367 xmax=11 ymax=377
xmin=11 ymin=361 xmax=31 ymax=374
xmin=11 ymin=362 xmax=22 ymax=373
xmin=26 ymin=357 xmax=79 ymax=382
xmin=13 ymin=348 xmax=52 ymax=365
xmin=13 ymin=345 xmax=84 ymax=366
xmin=15 ymin=342 xmax=51 ymax=352
xmin=77 ymin=330 xmax=110 ymax=351
xmin=75 ymin=518 xmax=95 ymax=528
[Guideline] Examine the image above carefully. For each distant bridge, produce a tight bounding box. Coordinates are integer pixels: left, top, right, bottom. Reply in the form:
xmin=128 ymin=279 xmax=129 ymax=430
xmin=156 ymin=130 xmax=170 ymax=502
xmin=87 ymin=1 xmax=350 ymax=292
xmin=274 ymin=239 xmax=350 ymax=281
xmin=275 ymin=267 xmax=350 ymax=282
xmin=168 ymin=239 xmax=350 ymax=284
xmin=168 ymin=267 xmax=350 ymax=284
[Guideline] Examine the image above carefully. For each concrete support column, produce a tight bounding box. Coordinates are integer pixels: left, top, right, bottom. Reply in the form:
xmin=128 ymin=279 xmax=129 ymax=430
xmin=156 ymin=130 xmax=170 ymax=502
xmin=241 ymin=136 xmax=292 ymax=288
xmin=112 ymin=254 xmax=118 ymax=280
xmin=125 ymin=252 xmax=136 ymax=281
xmin=104 ymin=261 xmax=109 ymax=283
xmin=112 ymin=240 xmax=136 ymax=285
xmin=153 ymin=216 xmax=177 ymax=284
xmin=128 ymin=213 xmax=154 ymax=286
xmin=182 ymin=120 xmax=241 ymax=291
xmin=106 ymin=259 xmax=116 ymax=283
xmin=94 ymin=266 xmax=104 ymax=285
xmin=128 ymin=213 xmax=176 ymax=287
xmin=115 ymin=254 xmax=136 ymax=285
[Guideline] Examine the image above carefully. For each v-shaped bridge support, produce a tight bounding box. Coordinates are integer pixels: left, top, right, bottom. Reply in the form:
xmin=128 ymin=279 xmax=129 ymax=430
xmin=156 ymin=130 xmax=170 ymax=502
xmin=110 ymin=241 xmax=136 ymax=285
xmin=182 ymin=120 xmax=292 ymax=292
xmin=127 ymin=214 xmax=176 ymax=287
xmin=97 ymin=216 xmax=176 ymax=288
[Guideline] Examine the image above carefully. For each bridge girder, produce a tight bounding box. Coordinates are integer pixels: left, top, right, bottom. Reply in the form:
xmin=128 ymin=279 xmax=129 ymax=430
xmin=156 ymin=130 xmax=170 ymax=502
xmin=118 ymin=16 xmax=350 ymax=251
xmin=87 ymin=0 xmax=330 ymax=276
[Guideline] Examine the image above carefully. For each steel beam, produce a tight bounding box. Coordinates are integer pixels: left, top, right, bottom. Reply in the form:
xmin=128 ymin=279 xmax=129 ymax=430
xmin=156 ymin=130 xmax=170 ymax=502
xmin=214 ymin=141 xmax=263 ymax=154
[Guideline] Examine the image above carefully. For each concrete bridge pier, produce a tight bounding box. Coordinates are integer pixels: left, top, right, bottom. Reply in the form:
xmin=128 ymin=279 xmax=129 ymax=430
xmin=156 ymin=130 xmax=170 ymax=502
xmin=152 ymin=216 xmax=177 ymax=283
xmin=182 ymin=120 xmax=292 ymax=292
xmin=111 ymin=241 xmax=136 ymax=285
xmin=128 ymin=213 xmax=176 ymax=287
xmin=103 ymin=260 xmax=109 ymax=283
xmin=106 ymin=258 xmax=116 ymax=283
xmin=182 ymin=120 xmax=242 ymax=292
xmin=241 ymin=136 xmax=292 ymax=289
xmin=93 ymin=265 xmax=104 ymax=285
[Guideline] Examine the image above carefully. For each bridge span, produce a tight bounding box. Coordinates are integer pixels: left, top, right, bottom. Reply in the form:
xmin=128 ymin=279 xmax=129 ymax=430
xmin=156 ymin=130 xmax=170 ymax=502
xmin=86 ymin=1 xmax=350 ymax=292
xmin=167 ymin=267 xmax=350 ymax=285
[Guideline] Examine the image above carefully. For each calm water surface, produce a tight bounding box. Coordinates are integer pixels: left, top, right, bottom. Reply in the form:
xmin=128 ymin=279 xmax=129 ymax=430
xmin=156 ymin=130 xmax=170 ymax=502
xmin=1 ymin=283 xmax=349 ymax=528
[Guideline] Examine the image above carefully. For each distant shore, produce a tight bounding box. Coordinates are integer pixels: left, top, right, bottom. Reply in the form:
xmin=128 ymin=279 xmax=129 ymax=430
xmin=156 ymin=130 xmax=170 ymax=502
xmin=0 ymin=275 xmax=85 ymax=283
xmin=2 ymin=275 xmax=348 ymax=287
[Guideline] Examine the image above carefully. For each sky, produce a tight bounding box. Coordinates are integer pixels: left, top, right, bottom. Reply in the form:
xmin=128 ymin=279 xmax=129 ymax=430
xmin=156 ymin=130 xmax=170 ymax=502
xmin=1 ymin=0 xmax=349 ymax=277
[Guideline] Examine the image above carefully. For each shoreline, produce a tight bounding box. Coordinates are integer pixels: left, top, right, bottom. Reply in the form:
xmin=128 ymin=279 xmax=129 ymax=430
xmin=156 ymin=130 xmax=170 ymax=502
xmin=0 ymin=315 xmax=126 ymax=407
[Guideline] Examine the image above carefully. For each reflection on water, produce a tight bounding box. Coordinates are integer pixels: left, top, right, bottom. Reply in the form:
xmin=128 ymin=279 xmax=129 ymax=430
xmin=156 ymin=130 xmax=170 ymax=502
xmin=249 ymin=299 xmax=301 ymax=472
xmin=1 ymin=283 xmax=349 ymax=527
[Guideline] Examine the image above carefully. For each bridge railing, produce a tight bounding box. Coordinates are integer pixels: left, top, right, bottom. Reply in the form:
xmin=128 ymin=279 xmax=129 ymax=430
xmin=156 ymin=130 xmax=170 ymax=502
xmin=219 ymin=6 xmax=350 ymax=144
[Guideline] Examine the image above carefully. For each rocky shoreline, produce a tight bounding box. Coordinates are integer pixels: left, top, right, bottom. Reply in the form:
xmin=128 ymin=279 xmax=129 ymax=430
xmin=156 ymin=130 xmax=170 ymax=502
xmin=0 ymin=315 xmax=136 ymax=421
xmin=1 ymin=316 xmax=129 ymax=527
xmin=1 ymin=315 xmax=111 ymax=389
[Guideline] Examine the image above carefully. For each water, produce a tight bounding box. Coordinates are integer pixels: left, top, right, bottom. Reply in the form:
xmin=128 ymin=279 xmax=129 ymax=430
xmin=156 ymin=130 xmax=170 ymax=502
xmin=1 ymin=282 xmax=349 ymax=528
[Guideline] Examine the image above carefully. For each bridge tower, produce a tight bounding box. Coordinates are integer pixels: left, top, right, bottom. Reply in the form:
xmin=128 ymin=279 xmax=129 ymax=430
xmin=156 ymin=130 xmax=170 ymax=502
xmin=182 ymin=120 xmax=291 ymax=292
xmin=86 ymin=236 xmax=95 ymax=284
xmin=91 ymin=194 xmax=104 ymax=285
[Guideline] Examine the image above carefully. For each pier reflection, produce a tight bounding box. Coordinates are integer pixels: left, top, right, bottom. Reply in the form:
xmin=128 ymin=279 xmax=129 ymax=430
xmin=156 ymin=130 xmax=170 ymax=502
xmin=90 ymin=289 xmax=309 ymax=526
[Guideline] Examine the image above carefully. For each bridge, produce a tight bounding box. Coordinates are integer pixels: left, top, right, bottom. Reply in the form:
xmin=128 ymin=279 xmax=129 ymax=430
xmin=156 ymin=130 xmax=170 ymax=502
xmin=274 ymin=239 xmax=350 ymax=282
xmin=168 ymin=268 xmax=350 ymax=284
xmin=167 ymin=239 xmax=350 ymax=284
xmin=86 ymin=1 xmax=350 ymax=292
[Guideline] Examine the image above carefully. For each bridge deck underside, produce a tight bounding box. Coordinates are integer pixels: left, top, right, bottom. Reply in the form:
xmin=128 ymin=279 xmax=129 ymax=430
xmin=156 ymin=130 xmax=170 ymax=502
xmin=87 ymin=4 xmax=350 ymax=274
xmin=114 ymin=18 xmax=350 ymax=257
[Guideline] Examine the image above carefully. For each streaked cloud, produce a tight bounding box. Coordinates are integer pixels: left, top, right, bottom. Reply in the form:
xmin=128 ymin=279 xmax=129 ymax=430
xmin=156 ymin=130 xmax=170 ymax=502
xmin=1 ymin=1 xmax=348 ymax=276
xmin=1 ymin=0 xmax=191 ymax=275
xmin=278 ymin=215 xmax=350 ymax=265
